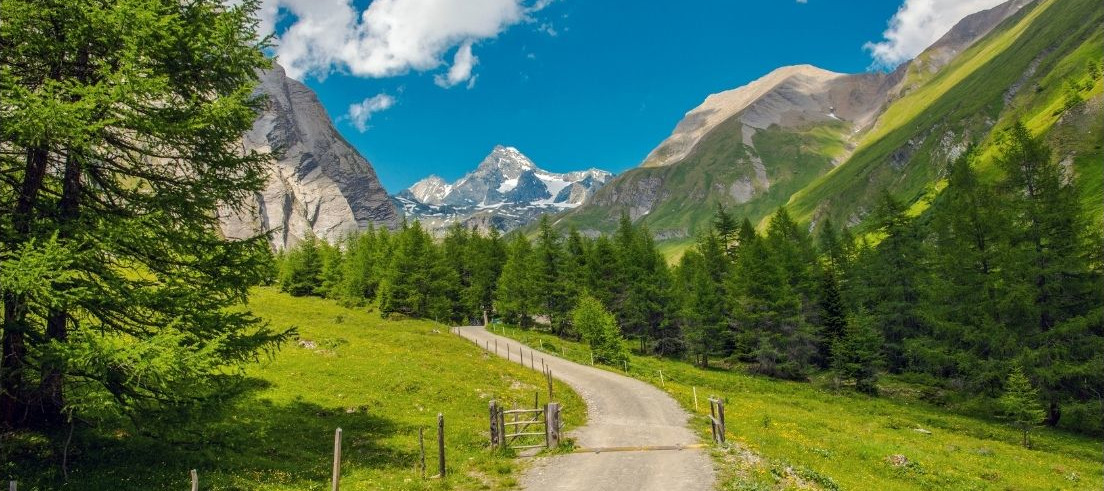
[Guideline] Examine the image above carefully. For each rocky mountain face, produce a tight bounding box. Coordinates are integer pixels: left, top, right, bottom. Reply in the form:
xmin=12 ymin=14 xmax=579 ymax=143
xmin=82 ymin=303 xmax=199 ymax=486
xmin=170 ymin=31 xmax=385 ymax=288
xmin=395 ymin=145 xmax=612 ymax=234
xmin=557 ymin=0 xmax=1054 ymax=242
xmin=218 ymin=63 xmax=399 ymax=250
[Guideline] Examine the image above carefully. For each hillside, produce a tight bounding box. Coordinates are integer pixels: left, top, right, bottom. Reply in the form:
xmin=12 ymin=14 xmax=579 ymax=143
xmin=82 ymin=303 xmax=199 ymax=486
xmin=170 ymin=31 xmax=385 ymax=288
xmin=553 ymin=0 xmax=1101 ymax=247
xmin=5 ymin=289 xmax=583 ymax=489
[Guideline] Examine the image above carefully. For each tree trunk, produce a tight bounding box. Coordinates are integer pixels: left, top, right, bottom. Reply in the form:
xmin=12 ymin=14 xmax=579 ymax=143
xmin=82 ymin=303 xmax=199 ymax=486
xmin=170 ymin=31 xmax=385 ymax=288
xmin=35 ymin=151 xmax=82 ymax=425
xmin=1 ymin=145 xmax=50 ymax=429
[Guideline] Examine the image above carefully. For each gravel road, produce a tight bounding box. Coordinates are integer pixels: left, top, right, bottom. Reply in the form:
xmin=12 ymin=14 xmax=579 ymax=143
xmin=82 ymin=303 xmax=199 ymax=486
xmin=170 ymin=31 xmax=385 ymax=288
xmin=457 ymin=326 xmax=715 ymax=491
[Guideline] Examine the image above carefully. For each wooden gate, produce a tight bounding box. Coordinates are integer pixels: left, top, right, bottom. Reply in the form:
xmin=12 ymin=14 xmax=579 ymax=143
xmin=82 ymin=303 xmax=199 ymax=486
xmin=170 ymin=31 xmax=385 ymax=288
xmin=489 ymin=400 xmax=562 ymax=450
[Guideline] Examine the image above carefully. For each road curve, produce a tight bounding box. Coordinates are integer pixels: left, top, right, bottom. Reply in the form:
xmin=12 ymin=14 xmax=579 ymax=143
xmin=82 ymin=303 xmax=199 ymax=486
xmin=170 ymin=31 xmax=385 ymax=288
xmin=457 ymin=326 xmax=715 ymax=491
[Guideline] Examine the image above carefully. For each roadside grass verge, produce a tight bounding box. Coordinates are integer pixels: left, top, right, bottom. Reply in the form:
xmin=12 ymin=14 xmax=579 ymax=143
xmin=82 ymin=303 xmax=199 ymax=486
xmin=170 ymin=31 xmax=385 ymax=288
xmin=493 ymin=325 xmax=1103 ymax=490
xmin=3 ymin=287 xmax=582 ymax=490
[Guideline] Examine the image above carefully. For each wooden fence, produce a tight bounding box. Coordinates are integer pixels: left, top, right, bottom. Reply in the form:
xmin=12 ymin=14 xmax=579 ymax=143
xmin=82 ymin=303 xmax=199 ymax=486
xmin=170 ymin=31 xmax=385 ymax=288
xmin=489 ymin=400 xmax=562 ymax=450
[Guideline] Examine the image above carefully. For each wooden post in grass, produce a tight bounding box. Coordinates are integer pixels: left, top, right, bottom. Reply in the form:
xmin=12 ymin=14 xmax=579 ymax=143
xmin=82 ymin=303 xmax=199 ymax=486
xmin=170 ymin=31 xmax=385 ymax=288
xmin=539 ymin=339 xmax=543 ymax=350
xmin=190 ymin=469 xmax=198 ymax=491
xmin=718 ymin=399 xmax=726 ymax=444
xmin=545 ymin=403 xmax=561 ymax=448
xmin=437 ymin=413 xmax=446 ymax=478
xmin=546 ymin=368 xmax=554 ymax=399
xmin=419 ymin=427 xmax=427 ymax=478
xmin=494 ymin=339 xmax=498 ymax=355
xmin=693 ymin=387 xmax=698 ymax=410
xmin=530 ymin=350 xmax=535 ymax=369
xmin=659 ymin=370 xmax=664 ymax=388
xmin=332 ymin=428 xmax=342 ymax=491
xmin=489 ymin=401 xmax=498 ymax=448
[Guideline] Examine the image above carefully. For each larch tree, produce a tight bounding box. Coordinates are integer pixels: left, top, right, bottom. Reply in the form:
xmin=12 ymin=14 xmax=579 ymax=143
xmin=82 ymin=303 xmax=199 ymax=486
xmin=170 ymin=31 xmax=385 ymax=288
xmin=0 ymin=0 xmax=289 ymax=429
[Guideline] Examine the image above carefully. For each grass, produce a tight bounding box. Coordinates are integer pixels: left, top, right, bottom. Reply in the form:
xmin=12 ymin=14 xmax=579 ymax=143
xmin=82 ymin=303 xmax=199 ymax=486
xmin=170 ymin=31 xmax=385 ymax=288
xmin=787 ymin=0 xmax=1103 ymax=230
xmin=4 ymin=288 xmax=584 ymax=490
xmin=494 ymin=325 xmax=1104 ymax=490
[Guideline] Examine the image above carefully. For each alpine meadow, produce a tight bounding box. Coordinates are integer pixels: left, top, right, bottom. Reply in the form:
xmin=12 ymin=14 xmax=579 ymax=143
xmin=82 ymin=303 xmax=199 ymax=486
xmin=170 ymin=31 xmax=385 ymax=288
xmin=1 ymin=0 xmax=1102 ymax=490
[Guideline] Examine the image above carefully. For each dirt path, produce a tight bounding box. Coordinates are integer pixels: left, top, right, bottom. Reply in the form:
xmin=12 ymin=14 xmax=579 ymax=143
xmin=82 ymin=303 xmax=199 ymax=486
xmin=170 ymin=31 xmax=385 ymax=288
xmin=457 ymin=326 xmax=715 ymax=491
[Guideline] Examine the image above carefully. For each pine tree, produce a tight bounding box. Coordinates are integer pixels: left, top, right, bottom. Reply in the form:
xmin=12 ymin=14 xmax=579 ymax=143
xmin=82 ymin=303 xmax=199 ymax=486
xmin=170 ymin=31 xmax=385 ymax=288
xmin=338 ymin=227 xmax=384 ymax=305
xmin=279 ymin=237 xmax=323 ymax=297
xmin=851 ymin=192 xmax=928 ymax=372
xmin=674 ymin=230 xmax=728 ymax=366
xmin=832 ymin=312 xmax=884 ymax=395
xmin=317 ymin=239 xmax=345 ymax=299
xmin=999 ymin=365 xmax=1045 ymax=448
xmin=584 ymin=236 xmax=619 ymax=309
xmin=728 ymin=222 xmax=815 ymax=380
xmin=464 ymin=227 xmax=506 ymax=326
xmin=0 ymin=0 xmax=288 ymax=428
xmin=816 ymin=267 xmax=848 ymax=368
xmin=378 ymin=222 xmax=453 ymax=319
xmin=994 ymin=122 xmax=1101 ymax=425
xmin=496 ymin=234 xmax=537 ymax=328
xmin=534 ymin=216 xmax=571 ymax=333
xmin=713 ymin=203 xmax=740 ymax=256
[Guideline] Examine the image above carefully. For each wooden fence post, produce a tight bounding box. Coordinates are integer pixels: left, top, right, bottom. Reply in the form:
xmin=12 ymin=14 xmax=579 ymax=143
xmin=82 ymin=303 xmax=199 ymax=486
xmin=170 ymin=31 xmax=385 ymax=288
xmin=709 ymin=399 xmax=718 ymax=443
xmin=546 ymin=368 xmax=553 ymax=399
xmin=693 ymin=387 xmax=698 ymax=411
xmin=544 ymin=402 xmax=561 ymax=448
xmin=332 ymin=428 xmax=342 ymax=491
xmin=659 ymin=370 xmax=664 ymax=388
xmin=190 ymin=469 xmax=198 ymax=491
xmin=494 ymin=339 xmax=498 ymax=355
xmin=489 ymin=400 xmax=499 ymax=448
xmin=437 ymin=413 xmax=446 ymax=478
xmin=419 ymin=427 xmax=427 ymax=478
xmin=717 ymin=399 xmax=726 ymax=444
xmin=497 ymin=406 xmax=506 ymax=449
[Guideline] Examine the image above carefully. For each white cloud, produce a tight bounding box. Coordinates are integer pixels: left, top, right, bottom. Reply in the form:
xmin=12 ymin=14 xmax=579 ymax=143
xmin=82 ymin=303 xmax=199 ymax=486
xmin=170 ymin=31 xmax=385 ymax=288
xmin=434 ymin=41 xmax=479 ymax=88
xmin=864 ymin=0 xmax=1007 ymax=69
xmin=796 ymin=0 xmax=808 ymax=3
xmin=259 ymin=0 xmax=551 ymax=85
xmin=345 ymin=94 xmax=395 ymax=132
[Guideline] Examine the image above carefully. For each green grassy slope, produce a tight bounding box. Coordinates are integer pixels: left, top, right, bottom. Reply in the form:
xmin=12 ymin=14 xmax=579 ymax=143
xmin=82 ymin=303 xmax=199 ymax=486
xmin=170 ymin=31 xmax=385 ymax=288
xmin=785 ymin=0 xmax=1103 ymax=230
xmin=496 ymin=326 xmax=1104 ymax=490
xmin=5 ymin=288 xmax=584 ymax=490
xmin=555 ymin=0 xmax=1101 ymax=254
xmin=557 ymin=117 xmax=848 ymax=243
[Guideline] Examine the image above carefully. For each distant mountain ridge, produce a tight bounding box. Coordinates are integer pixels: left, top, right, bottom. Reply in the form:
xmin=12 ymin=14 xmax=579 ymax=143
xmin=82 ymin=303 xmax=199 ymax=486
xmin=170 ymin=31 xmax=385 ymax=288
xmin=396 ymin=145 xmax=612 ymax=234
xmin=553 ymin=0 xmax=1099 ymax=247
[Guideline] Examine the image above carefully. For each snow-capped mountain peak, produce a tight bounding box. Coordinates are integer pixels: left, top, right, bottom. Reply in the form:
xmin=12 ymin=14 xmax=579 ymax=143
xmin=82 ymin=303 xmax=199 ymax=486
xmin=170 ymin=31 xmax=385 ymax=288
xmin=475 ymin=145 xmax=537 ymax=177
xmin=407 ymin=175 xmax=452 ymax=205
xmin=396 ymin=146 xmax=613 ymax=234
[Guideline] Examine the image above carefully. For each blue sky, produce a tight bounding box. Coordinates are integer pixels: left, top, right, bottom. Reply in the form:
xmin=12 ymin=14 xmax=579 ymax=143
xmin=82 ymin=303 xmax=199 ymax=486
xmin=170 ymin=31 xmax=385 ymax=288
xmin=259 ymin=0 xmax=1005 ymax=191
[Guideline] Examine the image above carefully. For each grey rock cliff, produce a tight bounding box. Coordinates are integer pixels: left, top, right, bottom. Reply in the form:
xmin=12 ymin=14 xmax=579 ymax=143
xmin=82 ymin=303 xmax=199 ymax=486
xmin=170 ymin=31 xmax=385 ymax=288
xmin=219 ymin=62 xmax=399 ymax=249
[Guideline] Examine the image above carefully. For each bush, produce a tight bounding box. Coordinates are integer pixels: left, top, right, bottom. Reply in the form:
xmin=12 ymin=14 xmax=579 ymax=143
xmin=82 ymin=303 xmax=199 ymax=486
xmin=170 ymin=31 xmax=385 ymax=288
xmin=572 ymin=293 xmax=628 ymax=365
